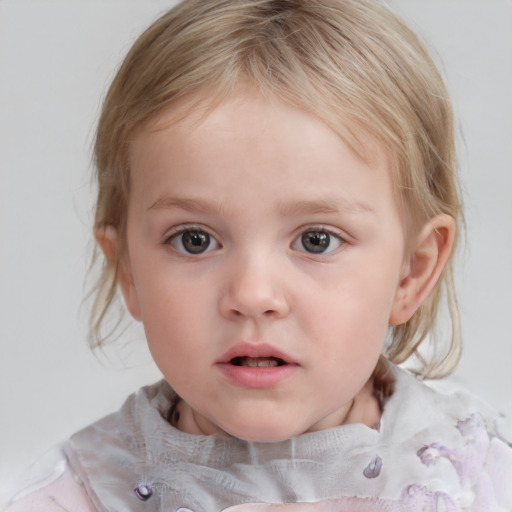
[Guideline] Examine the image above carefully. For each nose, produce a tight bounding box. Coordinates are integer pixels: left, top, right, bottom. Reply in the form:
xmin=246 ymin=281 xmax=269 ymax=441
xmin=218 ymin=253 xmax=290 ymax=321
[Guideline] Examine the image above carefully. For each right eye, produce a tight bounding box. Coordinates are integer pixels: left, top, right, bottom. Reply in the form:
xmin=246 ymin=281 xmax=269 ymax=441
xmin=168 ymin=229 xmax=220 ymax=255
xmin=292 ymin=229 xmax=344 ymax=254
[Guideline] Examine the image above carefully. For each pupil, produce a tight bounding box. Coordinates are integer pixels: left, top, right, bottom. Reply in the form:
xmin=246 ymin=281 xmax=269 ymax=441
xmin=183 ymin=231 xmax=210 ymax=254
xmin=302 ymin=231 xmax=329 ymax=253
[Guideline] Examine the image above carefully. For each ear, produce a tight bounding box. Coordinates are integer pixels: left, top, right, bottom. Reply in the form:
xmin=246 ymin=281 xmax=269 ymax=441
xmin=389 ymin=214 xmax=456 ymax=325
xmin=95 ymin=225 xmax=141 ymax=321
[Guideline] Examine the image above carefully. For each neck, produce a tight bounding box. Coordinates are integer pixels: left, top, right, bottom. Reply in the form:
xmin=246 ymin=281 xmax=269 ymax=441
xmin=169 ymin=378 xmax=382 ymax=438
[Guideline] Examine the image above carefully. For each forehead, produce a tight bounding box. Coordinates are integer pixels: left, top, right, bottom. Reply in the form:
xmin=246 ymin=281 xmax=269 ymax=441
xmin=136 ymin=84 xmax=390 ymax=172
xmin=128 ymin=88 xmax=399 ymax=223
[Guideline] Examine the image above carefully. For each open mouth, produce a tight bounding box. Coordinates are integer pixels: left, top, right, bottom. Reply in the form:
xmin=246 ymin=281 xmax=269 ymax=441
xmin=218 ymin=345 xmax=297 ymax=388
xmin=230 ymin=356 xmax=287 ymax=368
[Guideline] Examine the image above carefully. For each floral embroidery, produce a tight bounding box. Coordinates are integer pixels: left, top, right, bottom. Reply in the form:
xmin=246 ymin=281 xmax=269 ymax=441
xmin=363 ymin=455 xmax=382 ymax=478
xmin=134 ymin=483 xmax=153 ymax=501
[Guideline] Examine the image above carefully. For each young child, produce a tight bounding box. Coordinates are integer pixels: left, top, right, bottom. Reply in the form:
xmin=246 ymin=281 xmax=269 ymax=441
xmin=5 ymin=0 xmax=512 ymax=510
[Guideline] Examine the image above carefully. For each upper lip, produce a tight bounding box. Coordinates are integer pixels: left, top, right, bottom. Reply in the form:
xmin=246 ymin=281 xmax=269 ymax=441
xmin=216 ymin=342 xmax=298 ymax=365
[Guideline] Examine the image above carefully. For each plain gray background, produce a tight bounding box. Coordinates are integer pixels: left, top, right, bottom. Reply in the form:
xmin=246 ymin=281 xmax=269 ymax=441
xmin=1 ymin=0 xmax=511 ymax=499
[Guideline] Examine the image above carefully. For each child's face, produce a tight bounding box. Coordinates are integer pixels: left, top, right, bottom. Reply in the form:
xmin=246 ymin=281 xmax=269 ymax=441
xmin=122 ymin=89 xmax=407 ymax=442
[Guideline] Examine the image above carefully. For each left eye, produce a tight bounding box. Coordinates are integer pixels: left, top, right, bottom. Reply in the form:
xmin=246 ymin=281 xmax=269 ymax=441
xmin=168 ymin=229 xmax=220 ymax=255
xmin=293 ymin=230 xmax=343 ymax=254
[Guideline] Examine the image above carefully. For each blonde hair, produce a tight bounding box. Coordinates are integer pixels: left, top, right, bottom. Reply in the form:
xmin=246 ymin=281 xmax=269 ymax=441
xmin=91 ymin=0 xmax=463 ymax=378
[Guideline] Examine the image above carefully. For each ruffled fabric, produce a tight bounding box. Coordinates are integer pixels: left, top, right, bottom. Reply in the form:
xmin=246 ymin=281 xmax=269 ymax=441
xmin=5 ymin=365 xmax=512 ymax=512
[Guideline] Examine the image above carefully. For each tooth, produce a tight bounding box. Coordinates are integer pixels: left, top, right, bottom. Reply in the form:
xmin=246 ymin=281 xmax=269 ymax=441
xmin=239 ymin=357 xmax=279 ymax=367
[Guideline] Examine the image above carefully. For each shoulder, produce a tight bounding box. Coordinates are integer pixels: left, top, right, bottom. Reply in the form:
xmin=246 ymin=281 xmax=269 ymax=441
xmin=3 ymin=381 xmax=173 ymax=512
xmin=389 ymin=365 xmax=512 ymax=442
xmin=3 ymin=445 xmax=97 ymax=512
xmin=383 ymin=365 xmax=512 ymax=509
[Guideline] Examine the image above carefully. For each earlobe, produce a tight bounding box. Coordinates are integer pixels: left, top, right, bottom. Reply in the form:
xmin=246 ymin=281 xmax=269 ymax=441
xmin=94 ymin=225 xmax=142 ymax=321
xmin=389 ymin=214 xmax=456 ymax=326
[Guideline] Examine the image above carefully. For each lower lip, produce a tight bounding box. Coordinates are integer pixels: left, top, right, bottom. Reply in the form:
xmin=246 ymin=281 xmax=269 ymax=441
xmin=216 ymin=363 xmax=298 ymax=389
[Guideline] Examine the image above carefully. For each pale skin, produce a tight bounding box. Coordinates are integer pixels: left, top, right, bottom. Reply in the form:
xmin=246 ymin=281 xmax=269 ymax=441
xmin=97 ymin=88 xmax=455 ymax=443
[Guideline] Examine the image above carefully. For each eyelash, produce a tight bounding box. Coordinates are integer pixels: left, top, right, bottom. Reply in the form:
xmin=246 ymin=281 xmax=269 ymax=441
xmin=163 ymin=226 xmax=345 ymax=256
xmin=293 ymin=227 xmax=345 ymax=255
xmin=164 ymin=226 xmax=220 ymax=255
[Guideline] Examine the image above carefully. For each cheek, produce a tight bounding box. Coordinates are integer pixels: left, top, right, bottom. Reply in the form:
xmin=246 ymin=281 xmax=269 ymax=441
xmin=140 ymin=296 xmax=199 ymax=385
xmin=314 ymin=266 xmax=400 ymax=326
xmin=139 ymin=287 xmax=195 ymax=340
xmin=135 ymin=272 xmax=216 ymax=356
xmin=301 ymin=263 xmax=400 ymax=359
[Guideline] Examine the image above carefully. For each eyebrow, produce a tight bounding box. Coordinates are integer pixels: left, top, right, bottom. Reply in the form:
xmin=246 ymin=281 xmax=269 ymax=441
xmin=277 ymin=198 xmax=375 ymax=217
xmin=148 ymin=196 xmax=375 ymax=217
xmin=148 ymin=197 xmax=229 ymax=214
